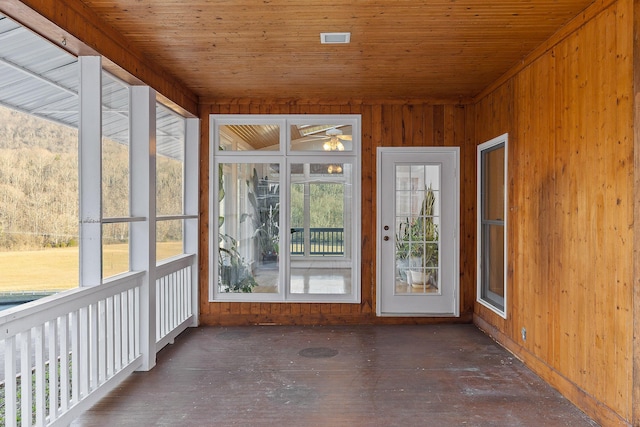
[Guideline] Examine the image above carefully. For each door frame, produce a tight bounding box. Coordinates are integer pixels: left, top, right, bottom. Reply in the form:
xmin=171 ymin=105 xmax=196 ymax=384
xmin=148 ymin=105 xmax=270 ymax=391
xmin=376 ymin=147 xmax=460 ymax=317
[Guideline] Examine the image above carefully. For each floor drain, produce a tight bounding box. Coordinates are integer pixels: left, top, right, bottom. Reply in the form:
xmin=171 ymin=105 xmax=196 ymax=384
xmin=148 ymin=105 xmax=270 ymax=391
xmin=298 ymin=347 xmax=338 ymax=358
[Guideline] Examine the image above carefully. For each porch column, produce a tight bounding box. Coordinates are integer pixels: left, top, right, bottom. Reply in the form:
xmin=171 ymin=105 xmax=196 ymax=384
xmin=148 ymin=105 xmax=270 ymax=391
xmin=130 ymin=86 xmax=157 ymax=371
xmin=185 ymin=117 xmax=200 ymax=327
xmin=78 ymin=56 xmax=102 ymax=287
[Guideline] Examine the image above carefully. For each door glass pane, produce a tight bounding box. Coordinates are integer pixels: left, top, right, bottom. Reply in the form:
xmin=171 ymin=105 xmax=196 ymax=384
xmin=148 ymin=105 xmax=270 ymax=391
xmin=289 ymin=162 xmax=352 ymax=294
xmin=395 ymin=164 xmax=440 ymax=294
xmin=218 ymin=162 xmax=280 ymax=293
xmin=219 ymin=124 xmax=280 ymax=151
xmin=290 ymin=124 xmax=353 ymax=152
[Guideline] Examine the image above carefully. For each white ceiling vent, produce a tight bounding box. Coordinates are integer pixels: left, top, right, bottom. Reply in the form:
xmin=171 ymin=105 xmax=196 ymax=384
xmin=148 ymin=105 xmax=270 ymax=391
xmin=320 ymin=32 xmax=351 ymax=44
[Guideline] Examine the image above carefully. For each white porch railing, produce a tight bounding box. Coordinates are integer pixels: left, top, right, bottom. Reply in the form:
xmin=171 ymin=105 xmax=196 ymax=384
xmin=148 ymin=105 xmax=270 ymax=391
xmin=0 ymin=253 xmax=197 ymax=426
xmin=155 ymin=254 xmax=196 ymax=351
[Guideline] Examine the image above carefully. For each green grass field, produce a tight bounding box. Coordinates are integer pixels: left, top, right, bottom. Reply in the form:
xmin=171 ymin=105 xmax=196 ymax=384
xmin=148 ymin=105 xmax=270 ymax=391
xmin=0 ymin=242 xmax=183 ymax=292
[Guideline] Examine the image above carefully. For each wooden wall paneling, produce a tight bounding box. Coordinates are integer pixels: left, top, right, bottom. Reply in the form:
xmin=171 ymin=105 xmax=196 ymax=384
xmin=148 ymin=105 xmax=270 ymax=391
xmin=411 ymin=104 xmax=425 ymax=147
xmin=474 ymin=0 xmax=635 ymax=423
xmin=433 ymin=105 xmax=445 ymax=146
xmin=634 ymin=0 xmax=640 ymax=420
xmin=461 ymin=105 xmax=476 ymax=314
xmin=361 ymin=104 xmax=376 ymax=314
xmin=444 ymin=105 xmax=474 ymax=315
xmin=615 ymin=0 xmax=634 ymax=411
xmin=518 ymin=53 xmax=557 ymax=367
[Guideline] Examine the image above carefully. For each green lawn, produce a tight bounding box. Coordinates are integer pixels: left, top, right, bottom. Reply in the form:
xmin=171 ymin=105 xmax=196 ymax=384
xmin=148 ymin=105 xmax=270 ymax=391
xmin=0 ymin=242 xmax=183 ymax=292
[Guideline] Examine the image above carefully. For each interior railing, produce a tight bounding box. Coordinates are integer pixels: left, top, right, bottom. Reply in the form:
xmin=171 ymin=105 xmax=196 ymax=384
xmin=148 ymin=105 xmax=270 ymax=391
xmin=290 ymin=227 xmax=344 ymax=256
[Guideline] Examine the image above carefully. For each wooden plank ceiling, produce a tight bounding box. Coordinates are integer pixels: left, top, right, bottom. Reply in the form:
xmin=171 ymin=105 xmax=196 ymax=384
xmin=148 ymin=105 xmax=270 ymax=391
xmin=77 ymin=0 xmax=595 ymax=102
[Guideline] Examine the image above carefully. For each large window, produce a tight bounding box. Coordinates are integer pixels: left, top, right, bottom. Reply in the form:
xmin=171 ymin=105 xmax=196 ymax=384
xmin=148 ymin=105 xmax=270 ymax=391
xmin=477 ymin=134 xmax=507 ymax=317
xmin=210 ymin=115 xmax=361 ymax=303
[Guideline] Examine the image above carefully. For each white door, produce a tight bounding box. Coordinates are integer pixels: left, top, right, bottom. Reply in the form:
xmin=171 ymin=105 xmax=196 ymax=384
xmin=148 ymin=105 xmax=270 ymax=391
xmin=377 ymin=147 xmax=459 ymax=316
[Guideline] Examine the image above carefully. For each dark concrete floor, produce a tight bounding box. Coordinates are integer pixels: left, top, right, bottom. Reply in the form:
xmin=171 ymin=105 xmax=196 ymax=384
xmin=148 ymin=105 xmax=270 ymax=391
xmin=72 ymin=324 xmax=598 ymax=427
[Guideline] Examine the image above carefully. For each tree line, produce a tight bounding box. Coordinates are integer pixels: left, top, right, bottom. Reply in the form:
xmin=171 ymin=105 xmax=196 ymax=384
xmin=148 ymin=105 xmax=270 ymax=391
xmin=0 ymin=107 xmax=183 ymax=251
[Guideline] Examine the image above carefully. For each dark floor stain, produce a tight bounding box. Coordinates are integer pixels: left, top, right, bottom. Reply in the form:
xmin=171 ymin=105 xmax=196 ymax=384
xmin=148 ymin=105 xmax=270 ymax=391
xmin=298 ymin=347 xmax=339 ymax=358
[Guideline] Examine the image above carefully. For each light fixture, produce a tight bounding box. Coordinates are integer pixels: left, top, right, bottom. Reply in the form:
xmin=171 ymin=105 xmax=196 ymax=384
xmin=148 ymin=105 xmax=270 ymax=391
xmin=327 ymin=164 xmax=343 ymax=174
xmin=320 ymin=32 xmax=351 ymax=44
xmin=323 ymin=128 xmax=346 ymax=151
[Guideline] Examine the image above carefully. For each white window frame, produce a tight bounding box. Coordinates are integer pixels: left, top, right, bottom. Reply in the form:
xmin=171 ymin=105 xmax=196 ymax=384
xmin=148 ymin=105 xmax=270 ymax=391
xmin=476 ymin=133 xmax=508 ymax=318
xmin=209 ymin=114 xmax=361 ymax=303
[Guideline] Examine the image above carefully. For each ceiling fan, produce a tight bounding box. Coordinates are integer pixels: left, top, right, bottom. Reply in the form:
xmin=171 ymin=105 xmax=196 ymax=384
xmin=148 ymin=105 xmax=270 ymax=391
xmin=319 ymin=128 xmax=352 ymax=151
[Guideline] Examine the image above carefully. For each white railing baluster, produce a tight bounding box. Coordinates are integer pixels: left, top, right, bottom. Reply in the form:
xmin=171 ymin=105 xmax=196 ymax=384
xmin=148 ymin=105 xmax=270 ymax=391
xmin=90 ymin=302 xmax=99 ymax=390
xmin=70 ymin=309 xmax=80 ymax=406
xmin=48 ymin=319 xmax=59 ymax=422
xmin=114 ymin=292 xmax=122 ymax=371
xmin=128 ymin=288 xmax=136 ymax=362
xmin=79 ymin=306 xmax=89 ymax=398
xmin=20 ymin=329 xmax=32 ymax=427
xmin=106 ymin=295 xmax=114 ymax=378
xmin=34 ymin=325 xmax=46 ymax=426
xmin=134 ymin=286 xmax=140 ymax=357
xmin=172 ymin=272 xmax=178 ymax=328
xmin=5 ymin=336 xmax=17 ymax=427
xmin=59 ymin=314 xmax=70 ymax=412
xmin=156 ymin=277 xmax=164 ymax=337
xmin=98 ymin=299 xmax=106 ymax=384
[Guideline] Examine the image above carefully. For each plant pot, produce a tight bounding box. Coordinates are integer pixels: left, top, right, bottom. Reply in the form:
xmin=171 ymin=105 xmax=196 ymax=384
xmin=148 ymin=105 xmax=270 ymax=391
xmin=408 ymin=270 xmax=436 ymax=288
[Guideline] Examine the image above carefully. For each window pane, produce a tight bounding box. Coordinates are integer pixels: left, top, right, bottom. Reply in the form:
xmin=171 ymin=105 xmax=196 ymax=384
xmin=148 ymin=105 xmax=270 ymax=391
xmin=0 ymin=105 xmax=80 ymax=299
xmin=290 ymin=183 xmax=304 ymax=256
xmin=482 ymin=224 xmax=505 ymax=310
xmin=157 ymin=219 xmax=183 ymax=261
xmin=156 ymin=104 xmax=185 ymax=216
xmin=483 ymin=145 xmax=505 ymax=221
xmin=102 ymin=72 xmax=130 ymax=218
xmin=289 ymin=162 xmax=352 ymax=295
xmin=219 ymin=124 xmax=280 ymax=151
xmin=290 ymin=124 xmax=353 ymax=152
xmin=478 ymin=137 xmax=506 ymax=315
xmin=218 ymin=163 xmax=280 ymax=293
xmin=103 ymin=223 xmax=129 ymax=278
xmin=310 ymin=183 xmax=344 ymax=256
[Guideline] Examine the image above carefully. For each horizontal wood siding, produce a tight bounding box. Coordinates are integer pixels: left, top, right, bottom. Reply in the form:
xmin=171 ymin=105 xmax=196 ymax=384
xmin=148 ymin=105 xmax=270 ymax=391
xmin=473 ymin=0 xmax=634 ymax=424
xmin=198 ymin=101 xmax=475 ymax=326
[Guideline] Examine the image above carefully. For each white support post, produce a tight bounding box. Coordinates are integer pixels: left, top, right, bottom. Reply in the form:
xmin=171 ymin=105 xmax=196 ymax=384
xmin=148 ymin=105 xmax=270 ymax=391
xmin=130 ymin=86 xmax=157 ymax=371
xmin=185 ymin=117 xmax=200 ymax=326
xmin=79 ymin=56 xmax=103 ymax=287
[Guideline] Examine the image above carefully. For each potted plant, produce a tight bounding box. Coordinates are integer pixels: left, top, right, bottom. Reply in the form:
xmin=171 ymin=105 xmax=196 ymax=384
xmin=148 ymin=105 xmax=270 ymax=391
xmin=395 ymin=185 xmax=439 ymax=287
xmin=244 ymin=168 xmax=280 ymax=264
xmin=218 ymin=163 xmax=257 ymax=292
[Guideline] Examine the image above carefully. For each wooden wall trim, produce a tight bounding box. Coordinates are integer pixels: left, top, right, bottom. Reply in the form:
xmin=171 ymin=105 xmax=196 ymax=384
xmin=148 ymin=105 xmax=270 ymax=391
xmin=474 ymin=0 xmax=618 ymax=103
xmin=1 ymin=0 xmax=198 ymax=116
xmin=474 ymin=315 xmax=630 ymax=427
xmin=200 ymin=311 xmax=474 ymax=327
xmin=200 ymin=97 xmax=473 ymax=107
xmin=633 ymin=0 xmax=640 ymax=423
